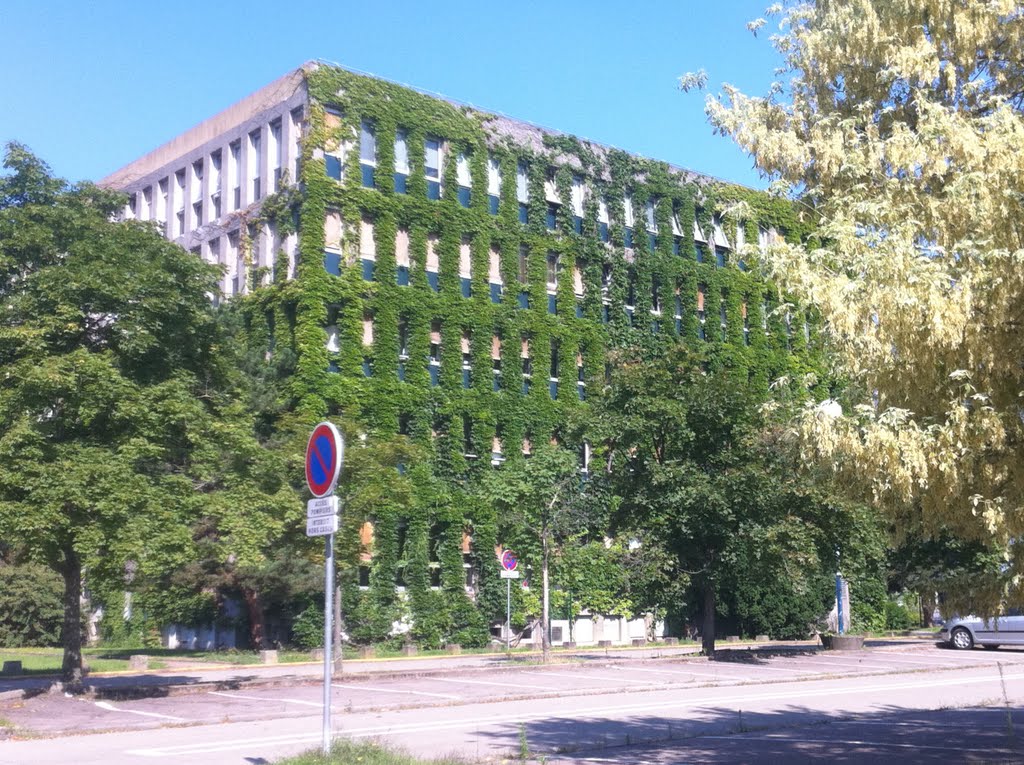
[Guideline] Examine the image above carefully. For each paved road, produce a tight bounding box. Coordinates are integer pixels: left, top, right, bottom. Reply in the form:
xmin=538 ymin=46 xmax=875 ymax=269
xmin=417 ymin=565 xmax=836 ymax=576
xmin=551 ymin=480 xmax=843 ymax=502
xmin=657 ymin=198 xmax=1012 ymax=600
xmin=2 ymin=643 xmax=1022 ymax=763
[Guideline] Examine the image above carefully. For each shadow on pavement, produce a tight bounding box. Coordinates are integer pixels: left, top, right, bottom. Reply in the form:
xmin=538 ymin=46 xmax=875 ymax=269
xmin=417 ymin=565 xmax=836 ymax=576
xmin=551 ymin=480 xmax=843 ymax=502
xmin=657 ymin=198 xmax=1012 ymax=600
xmin=479 ymin=704 xmax=1023 ymax=763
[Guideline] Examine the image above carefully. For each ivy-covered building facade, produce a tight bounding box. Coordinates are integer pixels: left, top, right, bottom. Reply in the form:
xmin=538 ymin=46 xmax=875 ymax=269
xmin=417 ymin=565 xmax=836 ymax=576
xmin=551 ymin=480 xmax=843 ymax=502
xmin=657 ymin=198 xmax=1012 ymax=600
xmin=103 ymin=62 xmax=820 ymax=647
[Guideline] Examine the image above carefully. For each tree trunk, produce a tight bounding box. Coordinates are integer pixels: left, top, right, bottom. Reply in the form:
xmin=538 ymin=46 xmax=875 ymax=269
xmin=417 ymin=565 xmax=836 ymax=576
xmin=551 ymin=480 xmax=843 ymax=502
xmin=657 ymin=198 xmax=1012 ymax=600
xmin=242 ymin=588 xmax=266 ymax=649
xmin=541 ymin=535 xmax=551 ymax=663
xmin=702 ymin=580 xmax=716 ymax=659
xmin=60 ymin=545 xmax=84 ymax=688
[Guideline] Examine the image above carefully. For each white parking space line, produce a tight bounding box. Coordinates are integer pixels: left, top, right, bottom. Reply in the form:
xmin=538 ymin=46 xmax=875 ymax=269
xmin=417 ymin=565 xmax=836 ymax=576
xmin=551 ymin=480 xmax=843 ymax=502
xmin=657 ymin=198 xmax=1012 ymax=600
xmin=333 ymin=683 xmax=461 ymax=700
xmin=611 ymin=664 xmax=749 ymax=680
xmin=711 ymin=662 xmax=821 ymax=675
xmin=207 ymin=690 xmax=323 ymax=707
xmin=699 ymin=734 xmax=999 ymax=753
xmin=521 ymin=670 xmax=665 ymax=686
xmin=770 ymin=656 xmax=902 ymax=671
xmin=860 ymin=653 xmax=983 ymax=667
xmin=95 ymin=701 xmax=187 ymax=722
xmin=431 ymin=676 xmax=560 ymax=691
xmin=127 ymin=670 xmax=1024 ymax=757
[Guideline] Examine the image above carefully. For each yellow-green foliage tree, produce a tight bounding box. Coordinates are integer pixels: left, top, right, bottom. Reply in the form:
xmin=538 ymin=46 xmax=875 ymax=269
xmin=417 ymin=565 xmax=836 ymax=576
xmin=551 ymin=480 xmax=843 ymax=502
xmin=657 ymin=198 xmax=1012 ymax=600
xmin=701 ymin=1 xmax=1024 ymax=609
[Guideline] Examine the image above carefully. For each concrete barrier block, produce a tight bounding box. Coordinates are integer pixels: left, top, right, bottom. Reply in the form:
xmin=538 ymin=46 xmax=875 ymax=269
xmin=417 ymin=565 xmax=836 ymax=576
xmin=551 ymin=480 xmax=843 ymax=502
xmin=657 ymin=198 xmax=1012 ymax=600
xmin=726 ymin=635 xmax=740 ymax=642
xmin=358 ymin=646 xmax=376 ymax=659
xmin=259 ymin=650 xmax=279 ymax=665
xmin=562 ymin=641 xmax=577 ymax=649
xmin=444 ymin=644 xmax=461 ymax=655
xmin=597 ymin=640 xmax=613 ymax=647
xmin=756 ymin=635 xmax=770 ymax=642
xmin=128 ymin=655 xmax=149 ymax=671
xmin=2 ymin=661 xmax=22 ymax=675
xmin=310 ymin=648 xmax=325 ymax=661
xmin=663 ymin=637 xmax=679 ymax=645
xmin=401 ymin=644 xmax=417 ymax=657
xmin=631 ymin=638 xmax=647 ymax=647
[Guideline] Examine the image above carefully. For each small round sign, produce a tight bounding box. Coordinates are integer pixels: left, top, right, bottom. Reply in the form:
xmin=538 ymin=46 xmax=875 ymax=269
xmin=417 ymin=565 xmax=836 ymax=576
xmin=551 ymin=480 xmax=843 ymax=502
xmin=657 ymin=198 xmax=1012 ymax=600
xmin=500 ymin=549 xmax=518 ymax=572
xmin=306 ymin=422 xmax=344 ymax=498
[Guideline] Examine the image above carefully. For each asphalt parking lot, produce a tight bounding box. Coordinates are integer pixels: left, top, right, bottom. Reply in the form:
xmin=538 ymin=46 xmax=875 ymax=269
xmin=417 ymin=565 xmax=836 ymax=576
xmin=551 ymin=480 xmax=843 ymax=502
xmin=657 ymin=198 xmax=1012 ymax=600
xmin=3 ymin=642 xmax=1022 ymax=736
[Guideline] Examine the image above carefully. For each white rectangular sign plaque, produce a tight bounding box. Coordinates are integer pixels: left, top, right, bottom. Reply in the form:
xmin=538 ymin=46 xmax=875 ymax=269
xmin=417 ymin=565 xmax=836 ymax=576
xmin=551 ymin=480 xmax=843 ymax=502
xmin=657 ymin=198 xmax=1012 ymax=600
xmin=500 ymin=570 xmax=521 ymax=579
xmin=306 ymin=514 xmax=339 ymax=537
xmin=307 ymin=496 xmax=340 ymax=519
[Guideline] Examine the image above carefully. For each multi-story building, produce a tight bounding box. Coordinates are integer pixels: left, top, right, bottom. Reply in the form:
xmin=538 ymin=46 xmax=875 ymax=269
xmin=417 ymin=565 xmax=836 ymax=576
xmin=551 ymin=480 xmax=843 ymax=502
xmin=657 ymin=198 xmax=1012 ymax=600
xmin=102 ymin=62 xmax=819 ymax=646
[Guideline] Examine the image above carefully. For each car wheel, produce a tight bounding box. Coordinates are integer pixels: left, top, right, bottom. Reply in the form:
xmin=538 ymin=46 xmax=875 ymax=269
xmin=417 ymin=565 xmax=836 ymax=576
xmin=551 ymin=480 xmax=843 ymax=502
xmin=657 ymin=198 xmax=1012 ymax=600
xmin=951 ymin=627 xmax=974 ymax=650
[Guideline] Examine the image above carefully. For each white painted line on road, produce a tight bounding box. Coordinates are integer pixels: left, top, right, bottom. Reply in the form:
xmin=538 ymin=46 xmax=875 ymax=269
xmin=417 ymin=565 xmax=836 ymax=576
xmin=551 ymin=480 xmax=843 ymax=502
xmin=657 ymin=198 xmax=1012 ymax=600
xmin=431 ymin=676 xmax=560 ymax=691
xmin=612 ymin=664 xmax=729 ymax=677
xmin=95 ymin=701 xmax=187 ymax=722
xmin=775 ymin=656 xmax=906 ymax=671
xmin=207 ymin=691 xmax=323 ymax=708
xmin=522 ymin=670 xmax=665 ymax=686
xmin=333 ymin=683 xmax=461 ymax=700
xmin=127 ymin=670 xmax=1024 ymax=757
xmin=700 ymin=734 xmax=1005 ymax=754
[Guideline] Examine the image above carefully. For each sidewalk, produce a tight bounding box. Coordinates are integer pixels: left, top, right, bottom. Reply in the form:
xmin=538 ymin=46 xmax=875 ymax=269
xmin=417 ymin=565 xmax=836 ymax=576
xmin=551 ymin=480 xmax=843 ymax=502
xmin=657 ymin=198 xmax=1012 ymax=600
xmin=0 ymin=634 xmax=936 ymax=700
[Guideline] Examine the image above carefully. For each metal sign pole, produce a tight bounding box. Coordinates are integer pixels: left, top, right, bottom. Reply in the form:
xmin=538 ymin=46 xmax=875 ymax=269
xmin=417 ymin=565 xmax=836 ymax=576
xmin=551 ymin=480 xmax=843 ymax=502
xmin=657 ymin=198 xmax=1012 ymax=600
xmin=506 ymin=576 xmax=511 ymax=653
xmin=323 ymin=533 xmax=335 ymax=754
xmin=835 ymin=572 xmax=844 ymax=636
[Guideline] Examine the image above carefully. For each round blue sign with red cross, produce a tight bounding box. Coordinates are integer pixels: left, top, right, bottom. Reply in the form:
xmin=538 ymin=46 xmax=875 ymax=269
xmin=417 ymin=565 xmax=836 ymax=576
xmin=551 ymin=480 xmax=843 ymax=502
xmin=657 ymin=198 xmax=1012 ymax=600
xmin=305 ymin=422 xmax=344 ymax=498
xmin=501 ymin=549 xmax=518 ymax=571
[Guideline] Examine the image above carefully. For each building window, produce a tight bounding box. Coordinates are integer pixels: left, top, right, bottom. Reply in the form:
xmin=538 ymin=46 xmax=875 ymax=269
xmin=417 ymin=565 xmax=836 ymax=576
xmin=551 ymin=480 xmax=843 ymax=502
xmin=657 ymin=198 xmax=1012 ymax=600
xmin=491 ymin=334 xmax=502 ymax=391
xmin=742 ymin=301 xmax=750 ymax=346
xmin=461 ymin=331 xmax=472 ymax=389
xmin=269 ymin=118 xmax=282 ymax=191
xmin=396 ymin=228 xmax=411 ymax=286
xmin=716 ymin=246 xmax=728 ymax=268
xmin=210 ymin=150 xmax=222 ymax=220
xmin=360 ymin=215 xmax=375 ymax=281
xmin=546 ymin=252 xmax=559 ymax=291
xmin=720 ymin=289 xmax=728 ymax=341
xmin=394 ymin=128 xmax=410 ymax=193
xmin=456 ymin=152 xmax=471 ymax=208
xmin=487 ymin=154 xmax=500 ymax=214
xmin=571 ymin=175 xmax=585 ymax=234
xmin=324 ymin=107 xmax=344 ymax=181
xmin=426 ymin=233 xmax=440 ymax=291
xmin=360 ymin=120 xmax=376 ymax=188
xmin=545 ymin=169 xmax=559 ymax=230
xmin=398 ymin=315 xmax=410 ymax=361
xmin=429 ymin=321 xmax=441 ymax=386
xmin=516 ymin=161 xmax=528 ymax=224
xmin=425 ymin=137 xmax=441 ymax=199
xmin=173 ymin=169 xmax=185 ymax=237
xmin=290 ymin=106 xmax=304 ymax=179
xmin=651 ymin=276 xmax=661 ymax=314
xmin=248 ymin=129 xmax=262 ymax=202
xmin=228 ymin=141 xmax=241 ymax=210
xmin=459 ymin=235 xmax=472 ymax=298
xmin=598 ymin=198 xmax=610 ymax=243
xmin=489 ymin=245 xmax=503 ymax=304
xmin=697 ymin=284 xmax=707 ymax=341
xmin=623 ymin=194 xmax=635 ymax=249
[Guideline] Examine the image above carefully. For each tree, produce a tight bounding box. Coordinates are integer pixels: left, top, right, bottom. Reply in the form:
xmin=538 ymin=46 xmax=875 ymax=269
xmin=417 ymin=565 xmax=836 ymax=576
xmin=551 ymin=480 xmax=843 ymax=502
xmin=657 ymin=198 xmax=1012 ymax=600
xmin=0 ymin=144 xmax=251 ymax=683
xmin=479 ymin=445 xmax=589 ymax=661
xmin=702 ymin=2 xmax=1024 ymax=609
xmin=589 ymin=344 xmax=847 ymax=655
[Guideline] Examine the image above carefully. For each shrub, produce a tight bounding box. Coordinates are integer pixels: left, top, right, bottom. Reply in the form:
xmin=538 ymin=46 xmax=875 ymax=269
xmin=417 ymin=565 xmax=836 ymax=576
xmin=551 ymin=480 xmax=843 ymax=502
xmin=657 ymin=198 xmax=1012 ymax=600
xmin=291 ymin=604 xmax=324 ymax=649
xmin=0 ymin=563 xmax=65 ymax=647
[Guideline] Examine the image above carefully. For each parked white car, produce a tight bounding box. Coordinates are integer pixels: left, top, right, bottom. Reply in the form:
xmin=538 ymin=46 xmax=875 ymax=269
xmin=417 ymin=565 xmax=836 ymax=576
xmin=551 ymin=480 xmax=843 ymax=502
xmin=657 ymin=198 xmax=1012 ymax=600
xmin=939 ymin=615 xmax=1024 ymax=650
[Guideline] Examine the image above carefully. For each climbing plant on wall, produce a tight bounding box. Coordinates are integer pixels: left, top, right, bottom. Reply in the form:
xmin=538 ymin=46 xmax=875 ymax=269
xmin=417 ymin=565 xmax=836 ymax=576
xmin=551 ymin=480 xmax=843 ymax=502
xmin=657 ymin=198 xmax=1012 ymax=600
xmin=236 ymin=64 xmax=826 ymax=643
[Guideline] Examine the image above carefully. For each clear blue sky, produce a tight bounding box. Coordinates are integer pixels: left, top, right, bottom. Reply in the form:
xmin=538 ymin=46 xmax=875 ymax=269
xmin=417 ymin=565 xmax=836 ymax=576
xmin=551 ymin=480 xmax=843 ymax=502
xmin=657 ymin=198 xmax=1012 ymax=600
xmin=1 ymin=0 xmax=780 ymax=188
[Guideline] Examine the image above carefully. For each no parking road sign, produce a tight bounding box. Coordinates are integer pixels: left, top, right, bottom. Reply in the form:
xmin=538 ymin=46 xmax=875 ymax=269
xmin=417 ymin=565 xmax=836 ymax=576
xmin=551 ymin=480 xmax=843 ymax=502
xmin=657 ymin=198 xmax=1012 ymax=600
xmin=305 ymin=422 xmax=344 ymax=498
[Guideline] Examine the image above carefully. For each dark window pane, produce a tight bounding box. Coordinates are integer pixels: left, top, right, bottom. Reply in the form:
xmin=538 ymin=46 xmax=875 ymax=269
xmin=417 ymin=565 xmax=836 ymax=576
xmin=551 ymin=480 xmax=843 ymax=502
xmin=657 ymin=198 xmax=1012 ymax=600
xmin=490 ymin=283 xmax=502 ymax=303
xmin=394 ymin=173 xmax=408 ymax=194
xmin=326 ymin=155 xmax=342 ymax=180
xmin=548 ymin=294 xmax=557 ymax=314
xmin=427 ymin=180 xmax=441 ymax=200
xmin=489 ymin=195 xmax=499 ymax=215
xmin=361 ymin=164 xmax=375 ymax=188
xmin=599 ymin=222 xmax=609 ymax=242
xmin=361 ymin=259 xmax=375 ymax=281
xmin=461 ymin=278 xmax=471 ymax=298
xmin=427 ymin=271 xmax=439 ymax=291
xmin=397 ymin=266 xmax=409 ymax=286
xmin=518 ymin=291 xmax=529 ymax=309
xmin=458 ymin=186 xmax=471 ymax=208
xmin=518 ymin=204 xmax=528 ymax=224
xmin=324 ymin=251 xmax=342 ymax=276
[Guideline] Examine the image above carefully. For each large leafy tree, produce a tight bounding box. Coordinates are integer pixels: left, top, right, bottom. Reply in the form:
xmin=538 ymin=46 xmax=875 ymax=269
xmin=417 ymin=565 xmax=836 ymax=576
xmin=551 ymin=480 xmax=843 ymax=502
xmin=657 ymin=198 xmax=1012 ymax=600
xmin=479 ymin=445 xmax=592 ymax=660
xmin=0 ymin=144 xmax=290 ymax=682
xmin=703 ymin=2 xmax=1024 ymax=609
xmin=589 ymin=345 xmax=848 ymax=655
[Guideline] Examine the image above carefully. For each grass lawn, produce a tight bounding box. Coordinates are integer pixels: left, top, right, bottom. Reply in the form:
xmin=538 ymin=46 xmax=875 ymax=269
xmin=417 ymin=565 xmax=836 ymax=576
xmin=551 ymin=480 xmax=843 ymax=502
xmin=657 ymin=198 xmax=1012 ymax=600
xmin=276 ymin=740 xmax=476 ymax=765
